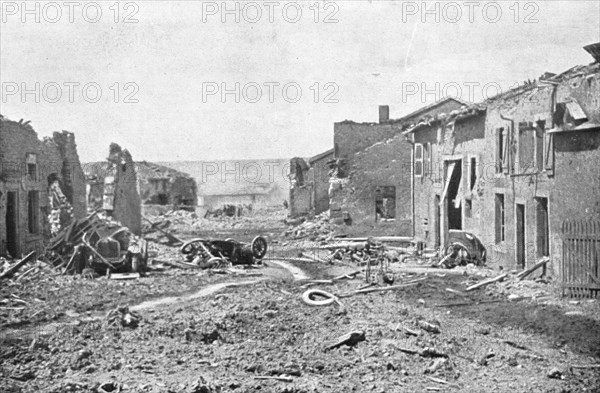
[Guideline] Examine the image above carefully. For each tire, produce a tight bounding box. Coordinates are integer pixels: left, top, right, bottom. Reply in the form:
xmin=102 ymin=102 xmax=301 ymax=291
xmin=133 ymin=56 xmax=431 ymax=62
xmin=251 ymin=236 xmax=268 ymax=259
xmin=180 ymin=238 xmax=206 ymax=255
xmin=131 ymin=255 xmax=140 ymax=273
xmin=302 ymin=289 xmax=336 ymax=306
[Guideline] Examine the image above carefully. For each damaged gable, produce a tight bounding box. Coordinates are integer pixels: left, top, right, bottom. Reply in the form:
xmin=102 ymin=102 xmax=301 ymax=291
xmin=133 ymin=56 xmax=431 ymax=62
xmin=0 ymin=115 xmax=86 ymax=257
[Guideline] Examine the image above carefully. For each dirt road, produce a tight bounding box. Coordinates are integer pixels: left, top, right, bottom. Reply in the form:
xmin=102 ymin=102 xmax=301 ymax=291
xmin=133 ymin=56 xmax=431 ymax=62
xmin=1 ymin=230 xmax=599 ymax=392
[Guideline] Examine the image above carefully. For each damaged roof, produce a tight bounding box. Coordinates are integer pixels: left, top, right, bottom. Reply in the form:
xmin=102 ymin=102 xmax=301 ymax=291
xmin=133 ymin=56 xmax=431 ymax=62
xmin=308 ymin=148 xmax=335 ymax=165
xmin=135 ymin=161 xmax=193 ymax=181
xmin=403 ymin=103 xmax=487 ymax=135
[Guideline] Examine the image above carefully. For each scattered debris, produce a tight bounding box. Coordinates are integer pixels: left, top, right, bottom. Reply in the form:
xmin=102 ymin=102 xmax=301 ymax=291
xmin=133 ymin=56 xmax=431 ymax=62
xmin=105 ymin=306 xmax=141 ymax=329
xmin=253 ymin=376 xmax=294 ymax=382
xmin=547 ymin=367 xmax=563 ymax=379
xmin=325 ymin=330 xmax=366 ymax=351
xmin=418 ymin=320 xmax=441 ymax=334
xmin=0 ymin=251 xmax=37 ymax=280
xmin=465 ymin=273 xmax=508 ymax=291
xmin=180 ymin=236 xmax=268 ymax=268
xmin=517 ymin=257 xmax=549 ymax=281
xmin=425 ymin=358 xmax=448 ymax=374
xmin=45 ymin=212 xmax=148 ymax=276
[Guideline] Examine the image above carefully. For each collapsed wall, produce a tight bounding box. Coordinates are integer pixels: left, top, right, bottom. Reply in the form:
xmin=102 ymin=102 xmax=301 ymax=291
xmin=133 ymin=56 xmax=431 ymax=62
xmin=83 ymin=143 xmax=142 ymax=235
xmin=0 ymin=116 xmax=86 ymax=257
xmin=136 ymin=161 xmax=197 ymax=207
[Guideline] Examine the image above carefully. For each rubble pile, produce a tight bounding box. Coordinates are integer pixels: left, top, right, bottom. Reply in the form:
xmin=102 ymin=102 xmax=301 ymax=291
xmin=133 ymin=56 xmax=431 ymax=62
xmin=0 ymin=256 xmax=55 ymax=283
xmin=283 ymin=211 xmax=333 ymax=241
xmin=47 ymin=180 xmax=75 ymax=237
xmin=143 ymin=206 xmax=287 ymax=240
xmin=319 ymin=240 xmax=403 ymax=266
xmin=45 ymin=211 xmax=148 ymax=276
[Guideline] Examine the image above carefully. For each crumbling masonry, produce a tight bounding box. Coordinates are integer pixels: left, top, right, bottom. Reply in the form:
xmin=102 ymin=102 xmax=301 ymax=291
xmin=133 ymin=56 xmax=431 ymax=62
xmin=0 ymin=115 xmax=86 ymax=257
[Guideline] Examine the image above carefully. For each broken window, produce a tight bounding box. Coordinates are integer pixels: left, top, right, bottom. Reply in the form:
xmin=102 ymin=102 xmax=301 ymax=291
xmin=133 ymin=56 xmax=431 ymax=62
xmin=518 ymin=122 xmax=536 ymax=173
xmin=423 ymin=143 xmax=432 ymax=177
xmin=554 ymin=100 xmax=588 ymax=128
xmin=535 ymin=121 xmax=545 ymax=171
xmin=465 ymin=199 xmax=472 ymax=218
xmin=414 ymin=144 xmax=423 ymax=177
xmin=375 ymin=186 xmax=396 ymax=221
xmin=495 ymin=193 xmax=505 ymax=243
xmin=469 ymin=157 xmax=477 ymax=191
xmin=496 ymin=127 xmax=508 ymax=173
xmin=26 ymin=153 xmax=37 ymax=181
xmin=28 ymin=190 xmax=40 ymax=234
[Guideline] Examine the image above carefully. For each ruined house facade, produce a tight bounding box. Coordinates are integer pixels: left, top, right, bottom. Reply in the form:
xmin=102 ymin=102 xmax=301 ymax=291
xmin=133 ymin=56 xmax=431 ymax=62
xmin=84 ymin=143 xmax=142 ymax=235
xmin=0 ymin=116 xmax=86 ymax=257
xmin=136 ymin=161 xmax=197 ymax=207
xmin=289 ymin=149 xmax=334 ymax=217
xmin=324 ymin=44 xmax=599 ymax=288
xmin=330 ymin=98 xmax=467 ymax=236
xmin=407 ymin=51 xmax=600 ymax=277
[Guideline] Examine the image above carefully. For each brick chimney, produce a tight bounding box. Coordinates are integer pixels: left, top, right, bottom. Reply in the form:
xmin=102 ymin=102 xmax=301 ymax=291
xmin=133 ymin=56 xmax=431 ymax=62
xmin=379 ymin=105 xmax=389 ymax=123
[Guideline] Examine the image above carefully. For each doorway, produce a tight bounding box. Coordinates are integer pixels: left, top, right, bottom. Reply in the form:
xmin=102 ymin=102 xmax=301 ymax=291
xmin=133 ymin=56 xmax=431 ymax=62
xmin=446 ymin=160 xmax=462 ymax=230
xmin=434 ymin=194 xmax=441 ymax=248
xmin=535 ymin=197 xmax=549 ymax=258
xmin=516 ymin=203 xmax=526 ymax=269
xmin=6 ymin=191 xmax=19 ymax=257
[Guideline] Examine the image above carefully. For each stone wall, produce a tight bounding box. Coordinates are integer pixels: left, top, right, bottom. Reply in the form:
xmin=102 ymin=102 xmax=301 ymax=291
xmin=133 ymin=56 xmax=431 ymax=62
xmin=108 ymin=145 xmax=142 ymax=235
xmin=330 ymin=130 xmax=413 ymax=236
xmin=0 ymin=117 xmax=86 ymax=256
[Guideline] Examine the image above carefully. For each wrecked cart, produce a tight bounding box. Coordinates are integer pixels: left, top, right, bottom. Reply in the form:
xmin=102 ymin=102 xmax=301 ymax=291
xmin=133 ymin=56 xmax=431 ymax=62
xmin=180 ymin=236 xmax=268 ymax=268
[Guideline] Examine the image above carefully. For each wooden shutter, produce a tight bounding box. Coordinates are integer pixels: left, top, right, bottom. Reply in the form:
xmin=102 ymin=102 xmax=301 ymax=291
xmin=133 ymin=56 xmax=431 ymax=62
xmin=502 ymin=128 xmax=510 ymax=174
xmin=495 ymin=128 xmax=502 ymax=173
xmin=414 ymin=144 xmax=423 ymax=177
xmin=544 ymin=133 xmax=554 ymax=175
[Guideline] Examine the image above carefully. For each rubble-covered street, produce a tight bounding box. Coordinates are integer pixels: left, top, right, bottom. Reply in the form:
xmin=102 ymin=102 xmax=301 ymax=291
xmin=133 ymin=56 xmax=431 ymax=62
xmin=2 ymin=210 xmax=599 ymax=393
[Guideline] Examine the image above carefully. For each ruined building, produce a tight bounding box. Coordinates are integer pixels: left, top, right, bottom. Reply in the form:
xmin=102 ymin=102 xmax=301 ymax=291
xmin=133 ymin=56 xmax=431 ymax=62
xmin=405 ymin=45 xmax=600 ymax=284
xmin=289 ymin=148 xmax=334 ymax=217
xmin=329 ymin=98 xmax=467 ymax=236
xmin=135 ymin=161 xmax=197 ymax=208
xmin=84 ymin=143 xmax=142 ymax=235
xmin=0 ymin=116 xmax=86 ymax=257
xmin=326 ymin=43 xmax=599 ymax=295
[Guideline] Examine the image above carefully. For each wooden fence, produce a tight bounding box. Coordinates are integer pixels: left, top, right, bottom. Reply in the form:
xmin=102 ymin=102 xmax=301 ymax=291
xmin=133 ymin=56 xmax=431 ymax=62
xmin=561 ymin=220 xmax=600 ymax=298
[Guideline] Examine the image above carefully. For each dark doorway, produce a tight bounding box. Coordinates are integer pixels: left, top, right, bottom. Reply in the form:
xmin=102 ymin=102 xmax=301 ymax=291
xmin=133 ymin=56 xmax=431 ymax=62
xmin=516 ymin=203 xmax=526 ymax=269
xmin=6 ymin=191 xmax=19 ymax=257
xmin=157 ymin=193 xmax=169 ymax=205
xmin=434 ymin=194 xmax=441 ymax=248
xmin=446 ymin=160 xmax=462 ymax=230
xmin=535 ymin=197 xmax=549 ymax=257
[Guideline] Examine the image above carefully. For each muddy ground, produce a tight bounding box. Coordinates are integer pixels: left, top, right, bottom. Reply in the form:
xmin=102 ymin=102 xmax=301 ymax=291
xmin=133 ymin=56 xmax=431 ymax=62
xmin=1 ymin=209 xmax=599 ymax=392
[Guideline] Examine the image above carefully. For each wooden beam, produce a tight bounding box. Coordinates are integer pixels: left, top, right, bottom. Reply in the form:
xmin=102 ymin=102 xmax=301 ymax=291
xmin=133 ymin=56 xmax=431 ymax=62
xmin=465 ymin=273 xmax=508 ymax=291
xmin=517 ymin=257 xmax=549 ymax=281
xmin=0 ymin=251 xmax=37 ymax=280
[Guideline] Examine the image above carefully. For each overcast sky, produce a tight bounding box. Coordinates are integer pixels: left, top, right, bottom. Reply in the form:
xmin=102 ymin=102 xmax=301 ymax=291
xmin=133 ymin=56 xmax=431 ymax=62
xmin=1 ymin=0 xmax=598 ymax=162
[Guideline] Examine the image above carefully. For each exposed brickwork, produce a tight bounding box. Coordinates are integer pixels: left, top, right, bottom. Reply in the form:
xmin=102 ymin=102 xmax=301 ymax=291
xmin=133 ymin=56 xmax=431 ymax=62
xmin=331 ymin=128 xmax=413 ymax=236
xmin=309 ymin=149 xmax=334 ymax=215
xmin=410 ymin=63 xmax=600 ymax=277
xmin=107 ymin=144 xmax=142 ymax=235
xmin=331 ymin=99 xmax=466 ymax=237
xmin=0 ymin=117 xmax=86 ymax=256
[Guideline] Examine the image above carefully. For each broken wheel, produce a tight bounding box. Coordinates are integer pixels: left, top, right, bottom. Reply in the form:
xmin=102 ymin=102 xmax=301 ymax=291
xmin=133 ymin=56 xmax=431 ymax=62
xmin=180 ymin=238 xmax=207 ymax=255
xmin=251 ymin=236 xmax=268 ymax=259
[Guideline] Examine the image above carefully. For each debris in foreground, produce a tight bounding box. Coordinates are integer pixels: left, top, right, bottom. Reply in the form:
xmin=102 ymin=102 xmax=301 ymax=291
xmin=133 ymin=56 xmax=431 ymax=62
xmin=0 ymin=251 xmax=37 ymax=280
xmin=45 ymin=212 xmax=148 ymax=276
xmin=105 ymin=306 xmax=141 ymax=329
xmin=325 ymin=330 xmax=366 ymax=351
